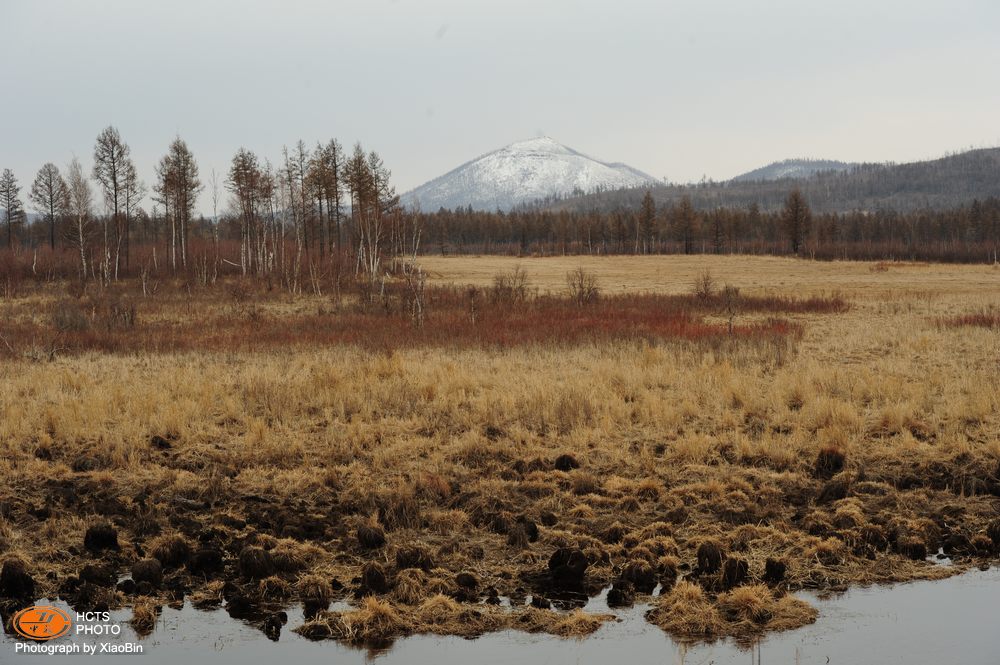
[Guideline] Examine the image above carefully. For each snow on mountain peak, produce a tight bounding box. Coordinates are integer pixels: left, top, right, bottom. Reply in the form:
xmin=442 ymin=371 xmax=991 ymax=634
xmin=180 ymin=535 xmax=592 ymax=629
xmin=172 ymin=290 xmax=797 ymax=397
xmin=504 ymin=136 xmax=574 ymax=155
xmin=401 ymin=138 xmax=657 ymax=212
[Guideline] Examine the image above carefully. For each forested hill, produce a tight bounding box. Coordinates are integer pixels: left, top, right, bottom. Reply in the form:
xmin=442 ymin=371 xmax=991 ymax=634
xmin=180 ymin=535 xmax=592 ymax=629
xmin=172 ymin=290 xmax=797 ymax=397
xmin=731 ymin=159 xmax=856 ymax=182
xmin=548 ymin=147 xmax=1000 ymax=214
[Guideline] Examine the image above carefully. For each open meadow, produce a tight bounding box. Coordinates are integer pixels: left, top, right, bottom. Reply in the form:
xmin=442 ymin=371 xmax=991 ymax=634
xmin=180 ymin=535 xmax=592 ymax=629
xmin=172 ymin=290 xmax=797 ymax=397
xmin=1 ymin=255 xmax=999 ymax=647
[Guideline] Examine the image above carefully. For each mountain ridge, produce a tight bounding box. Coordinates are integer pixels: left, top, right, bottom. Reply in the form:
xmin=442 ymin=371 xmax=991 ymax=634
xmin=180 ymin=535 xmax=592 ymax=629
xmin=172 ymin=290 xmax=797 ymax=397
xmin=548 ymin=147 xmax=1000 ymax=214
xmin=732 ymin=158 xmax=857 ymax=182
xmin=400 ymin=137 xmax=658 ymax=212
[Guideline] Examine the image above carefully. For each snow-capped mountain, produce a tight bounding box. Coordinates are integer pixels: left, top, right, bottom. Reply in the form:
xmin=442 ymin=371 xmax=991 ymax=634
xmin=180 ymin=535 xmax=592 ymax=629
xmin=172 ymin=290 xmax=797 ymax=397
xmin=401 ymin=137 xmax=659 ymax=212
xmin=732 ymin=159 xmax=856 ymax=182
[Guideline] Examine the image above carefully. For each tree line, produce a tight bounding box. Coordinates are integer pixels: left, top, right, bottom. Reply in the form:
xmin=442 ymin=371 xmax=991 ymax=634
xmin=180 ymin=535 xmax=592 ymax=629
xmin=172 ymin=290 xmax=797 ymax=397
xmin=3 ymin=130 xmax=1000 ymax=288
xmin=420 ymin=191 xmax=1000 ymax=263
xmin=0 ymin=126 xmax=411 ymax=289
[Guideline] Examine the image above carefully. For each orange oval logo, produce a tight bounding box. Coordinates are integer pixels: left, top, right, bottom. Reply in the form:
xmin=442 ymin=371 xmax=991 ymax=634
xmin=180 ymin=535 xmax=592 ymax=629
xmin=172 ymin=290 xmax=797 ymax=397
xmin=12 ymin=605 xmax=72 ymax=641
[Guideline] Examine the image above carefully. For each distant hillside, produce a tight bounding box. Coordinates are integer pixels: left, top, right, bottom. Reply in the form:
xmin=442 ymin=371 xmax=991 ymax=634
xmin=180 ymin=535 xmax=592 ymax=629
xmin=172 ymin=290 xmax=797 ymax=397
xmin=551 ymin=148 xmax=1000 ymax=213
xmin=1 ymin=210 xmax=39 ymax=223
xmin=401 ymin=137 xmax=658 ymax=212
xmin=732 ymin=158 xmax=856 ymax=182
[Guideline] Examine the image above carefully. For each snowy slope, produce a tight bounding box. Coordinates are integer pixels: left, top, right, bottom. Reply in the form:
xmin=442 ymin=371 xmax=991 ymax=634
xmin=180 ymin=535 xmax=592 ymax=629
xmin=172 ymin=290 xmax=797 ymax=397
xmin=401 ymin=137 xmax=658 ymax=212
xmin=732 ymin=159 xmax=856 ymax=182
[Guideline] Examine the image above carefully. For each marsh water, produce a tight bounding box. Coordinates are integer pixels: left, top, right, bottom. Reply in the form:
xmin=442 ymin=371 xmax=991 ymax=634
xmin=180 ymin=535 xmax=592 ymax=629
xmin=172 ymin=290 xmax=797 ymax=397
xmin=4 ymin=567 xmax=999 ymax=664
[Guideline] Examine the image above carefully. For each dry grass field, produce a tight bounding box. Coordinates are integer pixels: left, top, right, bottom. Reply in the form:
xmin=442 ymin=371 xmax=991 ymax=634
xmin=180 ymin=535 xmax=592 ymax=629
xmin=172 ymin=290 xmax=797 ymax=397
xmin=420 ymin=254 xmax=1000 ymax=297
xmin=1 ymin=255 xmax=999 ymax=648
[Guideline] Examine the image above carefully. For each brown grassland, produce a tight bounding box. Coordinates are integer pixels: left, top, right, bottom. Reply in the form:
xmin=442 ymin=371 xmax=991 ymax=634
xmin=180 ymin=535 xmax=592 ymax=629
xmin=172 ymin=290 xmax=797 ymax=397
xmin=1 ymin=255 xmax=999 ymax=648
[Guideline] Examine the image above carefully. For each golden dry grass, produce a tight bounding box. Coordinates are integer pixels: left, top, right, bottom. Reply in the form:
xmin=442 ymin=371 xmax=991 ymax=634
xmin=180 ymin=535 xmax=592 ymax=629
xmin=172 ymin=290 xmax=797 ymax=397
xmin=129 ymin=597 xmax=160 ymax=635
xmin=1 ymin=255 xmax=999 ymax=646
xmin=420 ymin=254 xmax=1000 ymax=298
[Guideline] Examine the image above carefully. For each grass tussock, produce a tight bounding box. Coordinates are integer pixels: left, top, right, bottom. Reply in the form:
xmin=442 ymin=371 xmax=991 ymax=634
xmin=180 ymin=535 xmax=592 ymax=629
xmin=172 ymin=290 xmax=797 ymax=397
xmin=647 ymin=582 xmax=816 ymax=643
xmin=296 ymin=596 xmax=406 ymax=645
xmin=646 ymin=581 xmax=724 ymax=638
xmin=342 ymin=596 xmax=407 ymax=645
xmin=129 ymin=598 xmax=160 ymax=636
xmin=549 ymin=608 xmax=616 ymax=637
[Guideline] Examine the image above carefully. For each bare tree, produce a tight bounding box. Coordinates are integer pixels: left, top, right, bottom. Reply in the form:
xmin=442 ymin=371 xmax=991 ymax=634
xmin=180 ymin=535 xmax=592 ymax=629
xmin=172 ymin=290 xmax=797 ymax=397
xmin=281 ymin=146 xmax=304 ymax=290
xmin=154 ymin=137 xmax=202 ymax=270
xmin=407 ymin=201 xmax=423 ymax=262
xmin=323 ymin=139 xmax=345 ymax=257
xmin=258 ymin=163 xmax=277 ymax=274
xmin=294 ymin=141 xmax=312 ymax=257
xmin=566 ymin=267 xmax=600 ymax=305
xmin=30 ymin=163 xmax=69 ymax=251
xmin=227 ymin=148 xmax=264 ymax=276
xmin=154 ymin=154 xmax=175 ymax=269
xmin=93 ymin=126 xmax=138 ymax=279
xmin=709 ymin=207 xmax=726 ymax=254
xmin=0 ymin=169 xmax=26 ymax=248
xmin=692 ymin=269 xmax=716 ymax=299
xmin=345 ymin=143 xmax=370 ymax=276
xmin=349 ymin=145 xmax=398 ymax=284
xmin=672 ymin=195 xmax=698 ymax=255
xmin=210 ymin=168 xmax=220 ymax=279
xmin=405 ymin=265 xmax=427 ymax=327
xmin=781 ymin=188 xmax=812 ymax=255
xmin=65 ymin=158 xmax=94 ymax=279
xmin=307 ymin=138 xmax=345 ymax=259
xmin=122 ymin=161 xmax=146 ymax=273
xmin=638 ymin=190 xmax=656 ymax=254
xmin=210 ymin=169 xmax=220 ymax=224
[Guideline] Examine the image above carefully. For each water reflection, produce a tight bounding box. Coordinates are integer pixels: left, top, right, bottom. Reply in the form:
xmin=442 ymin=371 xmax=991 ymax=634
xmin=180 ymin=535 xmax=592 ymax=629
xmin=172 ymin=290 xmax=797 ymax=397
xmin=3 ymin=567 xmax=998 ymax=664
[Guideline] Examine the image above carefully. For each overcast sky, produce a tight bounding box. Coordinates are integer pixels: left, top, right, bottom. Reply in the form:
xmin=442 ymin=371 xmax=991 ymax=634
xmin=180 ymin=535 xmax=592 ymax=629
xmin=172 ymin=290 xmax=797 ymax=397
xmin=3 ymin=0 xmax=999 ymax=214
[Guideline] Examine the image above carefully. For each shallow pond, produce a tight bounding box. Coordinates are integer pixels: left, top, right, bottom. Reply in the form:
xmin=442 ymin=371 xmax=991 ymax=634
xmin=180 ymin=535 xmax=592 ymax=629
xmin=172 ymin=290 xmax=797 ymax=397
xmin=4 ymin=567 xmax=999 ymax=664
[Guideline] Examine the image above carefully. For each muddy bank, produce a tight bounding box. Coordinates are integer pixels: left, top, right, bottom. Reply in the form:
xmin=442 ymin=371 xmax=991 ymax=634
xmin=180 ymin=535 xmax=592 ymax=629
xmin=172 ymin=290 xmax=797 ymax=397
xmin=2 ymin=439 xmax=999 ymax=647
xmin=3 ymin=567 xmax=999 ymax=664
